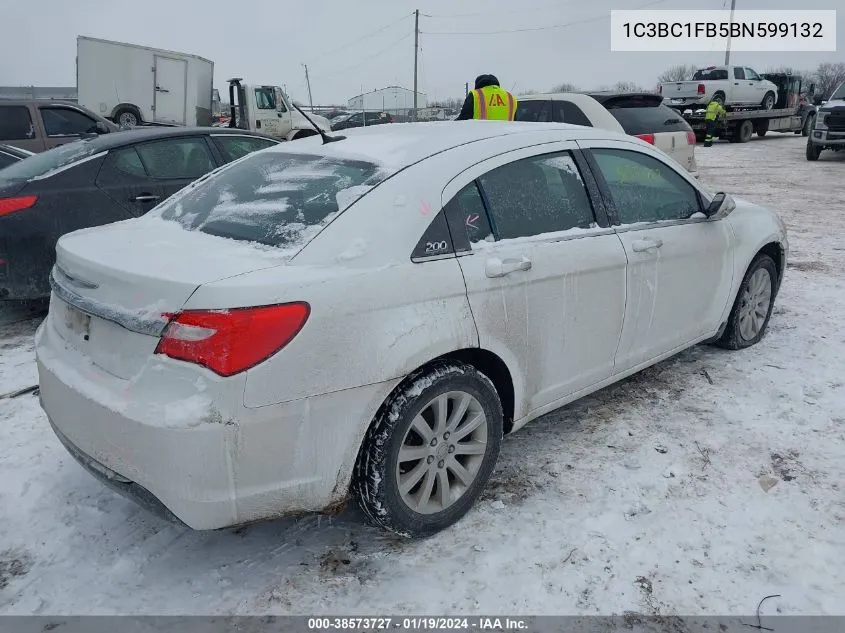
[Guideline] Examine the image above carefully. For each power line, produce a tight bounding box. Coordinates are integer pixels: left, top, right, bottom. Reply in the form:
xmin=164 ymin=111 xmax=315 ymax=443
xmin=308 ymin=12 xmax=412 ymax=65
xmin=422 ymin=0 xmax=580 ymax=19
xmin=421 ymin=0 xmax=670 ymax=35
xmin=311 ymin=32 xmax=414 ymax=82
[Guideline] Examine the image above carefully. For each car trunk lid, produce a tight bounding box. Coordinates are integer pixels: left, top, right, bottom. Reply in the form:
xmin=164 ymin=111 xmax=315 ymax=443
xmin=51 ymin=217 xmax=290 ymax=380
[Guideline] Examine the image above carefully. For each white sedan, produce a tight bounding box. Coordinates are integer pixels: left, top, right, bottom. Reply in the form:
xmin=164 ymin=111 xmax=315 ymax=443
xmin=35 ymin=121 xmax=787 ymax=537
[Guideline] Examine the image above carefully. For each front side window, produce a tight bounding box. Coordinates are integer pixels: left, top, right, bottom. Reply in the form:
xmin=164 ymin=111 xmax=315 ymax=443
xmin=478 ymin=151 xmax=596 ymax=240
xmin=40 ymin=107 xmax=98 ymax=137
xmin=745 ymin=68 xmax=761 ymax=81
xmin=135 ymin=137 xmax=216 ymax=179
xmin=152 ymin=151 xmax=390 ymax=248
xmin=590 ymin=148 xmax=702 ymax=224
xmin=0 ymin=106 xmax=35 ymax=141
xmin=254 ymin=88 xmax=276 ymax=110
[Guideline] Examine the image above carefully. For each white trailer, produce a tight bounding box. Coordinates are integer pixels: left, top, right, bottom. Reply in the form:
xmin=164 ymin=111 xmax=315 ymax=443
xmin=76 ymin=36 xmax=214 ymax=128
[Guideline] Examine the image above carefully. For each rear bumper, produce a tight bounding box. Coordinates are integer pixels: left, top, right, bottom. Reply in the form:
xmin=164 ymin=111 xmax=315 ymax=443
xmin=35 ymin=314 xmax=396 ymax=530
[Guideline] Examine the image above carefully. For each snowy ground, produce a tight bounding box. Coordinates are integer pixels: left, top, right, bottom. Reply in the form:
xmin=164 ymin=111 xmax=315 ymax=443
xmin=1 ymin=135 xmax=844 ymax=617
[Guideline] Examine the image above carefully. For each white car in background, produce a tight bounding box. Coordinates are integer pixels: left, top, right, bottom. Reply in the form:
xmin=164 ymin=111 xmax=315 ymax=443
xmin=36 ymin=121 xmax=786 ymax=537
xmin=517 ymin=91 xmax=699 ymax=177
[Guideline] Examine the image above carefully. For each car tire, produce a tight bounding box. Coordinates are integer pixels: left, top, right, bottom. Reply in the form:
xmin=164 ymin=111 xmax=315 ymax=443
xmin=801 ymin=114 xmax=815 ymax=137
xmin=355 ymin=361 xmax=504 ymax=538
xmin=113 ymin=107 xmax=141 ymax=128
xmin=755 ymin=120 xmax=769 ymax=137
xmin=716 ymin=254 xmax=778 ymax=350
xmin=761 ymin=92 xmax=775 ymax=111
xmin=806 ymin=137 xmax=822 ymax=161
xmin=712 ymin=92 xmax=726 ymax=106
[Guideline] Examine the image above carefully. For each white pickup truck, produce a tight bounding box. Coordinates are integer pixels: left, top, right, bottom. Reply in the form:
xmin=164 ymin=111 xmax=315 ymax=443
xmin=225 ymin=79 xmax=332 ymax=141
xmin=660 ymin=65 xmax=779 ymax=110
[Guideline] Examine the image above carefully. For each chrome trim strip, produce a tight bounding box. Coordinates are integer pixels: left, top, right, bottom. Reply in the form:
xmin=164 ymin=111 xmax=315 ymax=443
xmin=54 ymin=264 xmax=99 ymax=289
xmin=49 ymin=269 xmax=170 ymax=337
xmin=612 ymin=217 xmax=710 ymax=234
xmin=31 ymin=150 xmax=108 ymax=181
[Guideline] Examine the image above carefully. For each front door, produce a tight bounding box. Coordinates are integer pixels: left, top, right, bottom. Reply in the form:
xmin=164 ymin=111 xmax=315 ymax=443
xmin=444 ymin=143 xmax=628 ymax=419
xmin=580 ymin=140 xmax=734 ymax=372
xmin=744 ymin=68 xmax=766 ymax=105
xmin=153 ymin=56 xmax=188 ymax=125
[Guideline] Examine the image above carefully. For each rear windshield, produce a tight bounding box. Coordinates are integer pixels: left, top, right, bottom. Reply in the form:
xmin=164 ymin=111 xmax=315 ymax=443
xmin=691 ymin=68 xmax=728 ymax=81
xmin=152 ymin=151 xmax=389 ymax=249
xmin=603 ymin=101 xmax=692 ymax=136
xmin=0 ymin=139 xmax=100 ymax=182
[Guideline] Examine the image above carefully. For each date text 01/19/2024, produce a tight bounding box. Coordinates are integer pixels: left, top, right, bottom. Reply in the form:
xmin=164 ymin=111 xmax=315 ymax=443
xmin=307 ymin=617 xmax=529 ymax=631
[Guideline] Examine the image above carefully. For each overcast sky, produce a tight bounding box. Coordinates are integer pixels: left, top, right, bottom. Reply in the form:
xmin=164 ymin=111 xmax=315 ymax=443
xmin=1 ymin=0 xmax=841 ymax=105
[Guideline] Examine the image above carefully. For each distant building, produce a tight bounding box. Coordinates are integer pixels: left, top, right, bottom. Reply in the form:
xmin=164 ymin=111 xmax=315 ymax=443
xmin=348 ymin=86 xmax=427 ymax=112
xmin=0 ymin=86 xmax=77 ymax=101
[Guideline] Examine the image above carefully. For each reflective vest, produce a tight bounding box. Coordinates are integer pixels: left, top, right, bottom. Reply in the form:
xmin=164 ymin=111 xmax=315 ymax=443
xmin=472 ymin=86 xmax=517 ymax=120
xmin=704 ymin=101 xmax=726 ymax=121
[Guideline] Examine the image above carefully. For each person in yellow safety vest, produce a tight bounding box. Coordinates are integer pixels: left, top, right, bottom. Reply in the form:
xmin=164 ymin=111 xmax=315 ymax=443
xmin=703 ymin=98 xmax=727 ymax=147
xmin=455 ymin=74 xmax=518 ymax=121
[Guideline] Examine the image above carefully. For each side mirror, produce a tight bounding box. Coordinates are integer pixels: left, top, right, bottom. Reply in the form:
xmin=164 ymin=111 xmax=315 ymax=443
xmin=808 ymin=83 xmax=816 ymax=95
xmin=95 ymin=121 xmax=111 ymax=134
xmin=705 ymin=192 xmax=736 ymax=220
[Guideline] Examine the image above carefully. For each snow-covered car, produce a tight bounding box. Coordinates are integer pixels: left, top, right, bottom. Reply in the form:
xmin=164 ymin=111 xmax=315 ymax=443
xmin=35 ymin=121 xmax=788 ymax=537
xmin=806 ymin=82 xmax=845 ymax=161
xmin=517 ymin=92 xmax=698 ymax=177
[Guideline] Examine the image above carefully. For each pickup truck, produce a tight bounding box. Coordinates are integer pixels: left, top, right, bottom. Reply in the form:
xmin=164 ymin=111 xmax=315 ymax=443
xmin=226 ymin=79 xmax=332 ymax=141
xmin=660 ymin=65 xmax=779 ymax=110
xmin=806 ymin=81 xmax=845 ymax=161
xmin=0 ymin=99 xmax=118 ymax=153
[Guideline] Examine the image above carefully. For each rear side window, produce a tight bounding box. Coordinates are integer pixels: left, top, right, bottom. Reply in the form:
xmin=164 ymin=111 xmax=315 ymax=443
xmin=605 ymin=102 xmax=692 ymax=136
xmin=553 ymin=101 xmax=593 ymax=127
xmin=443 ymin=181 xmax=494 ymax=252
xmin=515 ymin=101 xmax=551 ymax=122
xmin=478 ymin=151 xmax=596 ymax=240
xmin=152 ymin=151 xmax=390 ymax=249
xmin=0 ymin=140 xmax=99 ymax=183
xmin=0 ymin=106 xmax=35 ymax=141
xmin=135 ymin=137 xmax=216 ymax=179
xmin=692 ymin=68 xmax=728 ymax=80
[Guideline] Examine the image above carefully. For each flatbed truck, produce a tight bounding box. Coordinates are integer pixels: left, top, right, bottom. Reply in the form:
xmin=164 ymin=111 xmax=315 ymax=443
xmin=667 ymin=73 xmax=817 ymax=144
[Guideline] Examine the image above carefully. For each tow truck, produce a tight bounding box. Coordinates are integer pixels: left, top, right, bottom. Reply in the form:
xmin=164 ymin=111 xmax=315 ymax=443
xmin=226 ymin=78 xmax=331 ymax=141
xmin=668 ymin=73 xmax=817 ymax=144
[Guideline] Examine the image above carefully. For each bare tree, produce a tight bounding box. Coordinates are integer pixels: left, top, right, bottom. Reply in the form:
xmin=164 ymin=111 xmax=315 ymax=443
xmin=657 ymin=64 xmax=696 ymax=84
xmin=550 ymin=82 xmax=579 ymax=93
xmin=814 ymin=62 xmax=845 ymax=100
xmin=613 ymin=81 xmax=646 ymax=93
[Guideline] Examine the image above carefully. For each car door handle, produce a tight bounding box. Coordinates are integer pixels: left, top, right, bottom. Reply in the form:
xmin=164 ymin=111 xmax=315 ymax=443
xmin=134 ymin=194 xmax=160 ymax=202
xmin=155 ymin=86 xmax=169 ymax=93
xmin=485 ymin=256 xmax=532 ymax=278
xmin=631 ymin=238 xmax=663 ymax=252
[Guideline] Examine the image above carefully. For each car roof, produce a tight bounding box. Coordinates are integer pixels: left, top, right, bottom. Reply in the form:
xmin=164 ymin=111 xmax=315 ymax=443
xmin=267 ymin=120 xmax=626 ymax=170
xmin=68 ymin=126 xmax=280 ymax=152
xmin=587 ymin=92 xmax=663 ymax=104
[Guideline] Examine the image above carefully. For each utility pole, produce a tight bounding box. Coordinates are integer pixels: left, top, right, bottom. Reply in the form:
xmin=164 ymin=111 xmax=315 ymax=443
xmin=465 ymin=82 xmax=469 ymax=97
xmin=303 ymin=64 xmax=314 ymax=111
xmin=724 ymin=0 xmax=737 ymax=65
xmin=413 ymin=9 xmax=419 ymax=122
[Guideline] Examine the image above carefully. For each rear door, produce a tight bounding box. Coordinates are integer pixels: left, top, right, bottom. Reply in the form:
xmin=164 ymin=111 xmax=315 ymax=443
xmin=444 ymin=143 xmax=628 ymax=417
xmin=94 ymin=145 xmax=165 ymax=216
xmin=133 ymin=136 xmax=219 ymax=200
xmin=0 ymin=104 xmax=43 ymax=153
xmin=732 ymin=67 xmax=752 ymax=104
xmin=153 ymin=56 xmax=188 ymax=125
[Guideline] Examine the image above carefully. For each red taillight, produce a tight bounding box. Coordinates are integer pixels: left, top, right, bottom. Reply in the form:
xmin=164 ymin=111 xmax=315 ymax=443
xmin=0 ymin=195 xmax=37 ymax=217
xmin=635 ymin=134 xmax=655 ymax=144
xmin=155 ymin=302 xmax=310 ymax=377
xmin=697 ymin=84 xmax=706 ymax=95
xmin=686 ymin=131 xmax=697 ymax=145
